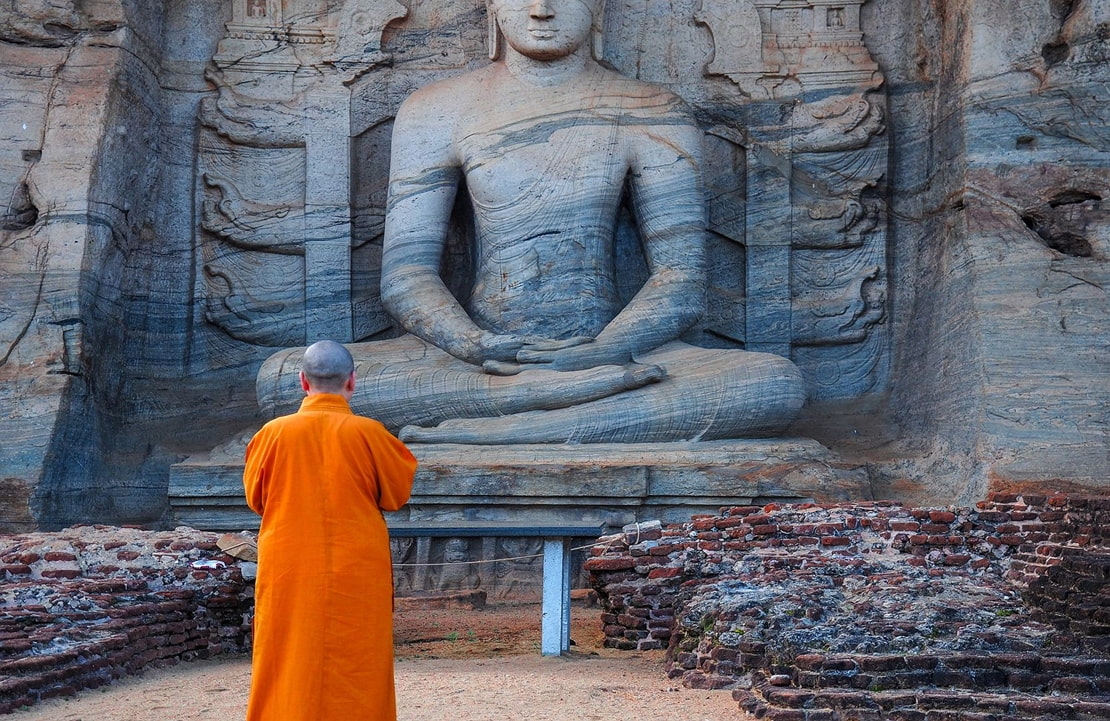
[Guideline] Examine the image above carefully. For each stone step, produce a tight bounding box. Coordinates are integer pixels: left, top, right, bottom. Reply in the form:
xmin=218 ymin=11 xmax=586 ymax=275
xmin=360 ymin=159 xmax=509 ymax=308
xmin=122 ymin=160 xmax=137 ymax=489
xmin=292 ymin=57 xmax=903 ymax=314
xmin=736 ymin=678 xmax=1110 ymax=721
xmin=789 ymin=652 xmax=1110 ymax=695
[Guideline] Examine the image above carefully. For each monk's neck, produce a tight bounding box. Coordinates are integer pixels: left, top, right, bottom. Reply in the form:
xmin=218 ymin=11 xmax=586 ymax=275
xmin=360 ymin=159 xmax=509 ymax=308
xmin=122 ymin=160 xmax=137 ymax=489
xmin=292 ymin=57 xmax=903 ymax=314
xmin=503 ymin=47 xmax=591 ymax=87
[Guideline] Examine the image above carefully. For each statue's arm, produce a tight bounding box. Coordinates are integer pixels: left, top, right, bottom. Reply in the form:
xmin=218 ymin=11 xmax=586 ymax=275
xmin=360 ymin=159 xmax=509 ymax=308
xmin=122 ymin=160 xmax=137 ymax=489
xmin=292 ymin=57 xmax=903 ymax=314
xmin=381 ymin=92 xmax=521 ymax=366
xmin=601 ymin=115 xmax=707 ymax=353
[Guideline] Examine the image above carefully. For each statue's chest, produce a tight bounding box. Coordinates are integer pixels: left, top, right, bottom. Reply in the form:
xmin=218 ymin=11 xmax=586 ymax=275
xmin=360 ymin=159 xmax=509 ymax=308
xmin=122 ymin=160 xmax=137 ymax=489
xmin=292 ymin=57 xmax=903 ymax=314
xmin=458 ymin=113 xmax=628 ymax=208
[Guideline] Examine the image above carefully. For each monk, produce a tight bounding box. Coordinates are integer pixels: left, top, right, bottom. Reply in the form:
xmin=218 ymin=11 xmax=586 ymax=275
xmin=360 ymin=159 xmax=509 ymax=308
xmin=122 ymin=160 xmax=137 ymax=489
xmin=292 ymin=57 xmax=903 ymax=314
xmin=243 ymin=340 xmax=417 ymax=721
xmin=257 ymin=0 xmax=806 ymax=443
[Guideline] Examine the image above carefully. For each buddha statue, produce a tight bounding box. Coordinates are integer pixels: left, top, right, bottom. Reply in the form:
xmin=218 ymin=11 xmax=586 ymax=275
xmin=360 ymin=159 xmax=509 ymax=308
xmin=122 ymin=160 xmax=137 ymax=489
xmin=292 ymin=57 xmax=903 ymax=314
xmin=257 ymin=0 xmax=806 ymax=443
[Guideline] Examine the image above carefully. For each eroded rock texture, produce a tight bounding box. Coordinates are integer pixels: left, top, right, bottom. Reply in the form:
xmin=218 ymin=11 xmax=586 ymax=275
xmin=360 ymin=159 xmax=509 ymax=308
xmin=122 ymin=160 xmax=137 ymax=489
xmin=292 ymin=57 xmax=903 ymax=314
xmin=0 ymin=0 xmax=1106 ymax=530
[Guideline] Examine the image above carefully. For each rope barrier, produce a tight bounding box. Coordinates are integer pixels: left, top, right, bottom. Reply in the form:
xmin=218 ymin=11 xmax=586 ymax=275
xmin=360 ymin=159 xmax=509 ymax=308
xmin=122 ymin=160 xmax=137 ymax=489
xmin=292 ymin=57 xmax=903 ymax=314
xmin=390 ymin=537 xmax=617 ymax=569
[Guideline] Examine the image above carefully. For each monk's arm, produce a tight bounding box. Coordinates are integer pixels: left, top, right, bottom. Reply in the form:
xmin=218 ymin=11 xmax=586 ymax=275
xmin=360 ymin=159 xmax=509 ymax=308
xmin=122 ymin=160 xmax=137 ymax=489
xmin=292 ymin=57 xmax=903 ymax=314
xmin=243 ymin=432 xmax=270 ymax=515
xmin=372 ymin=426 xmax=417 ymax=512
xmin=381 ymin=93 xmax=522 ymax=366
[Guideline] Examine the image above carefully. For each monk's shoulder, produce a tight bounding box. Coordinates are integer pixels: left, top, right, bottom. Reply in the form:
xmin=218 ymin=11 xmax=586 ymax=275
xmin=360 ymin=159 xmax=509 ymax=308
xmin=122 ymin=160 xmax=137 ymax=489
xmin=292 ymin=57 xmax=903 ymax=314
xmin=347 ymin=413 xmax=390 ymax=434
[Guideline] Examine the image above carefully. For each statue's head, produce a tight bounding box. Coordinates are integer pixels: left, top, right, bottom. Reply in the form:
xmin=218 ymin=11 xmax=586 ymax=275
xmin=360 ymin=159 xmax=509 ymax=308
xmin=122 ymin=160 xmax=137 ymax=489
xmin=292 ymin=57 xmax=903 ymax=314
xmin=487 ymin=0 xmax=606 ymax=61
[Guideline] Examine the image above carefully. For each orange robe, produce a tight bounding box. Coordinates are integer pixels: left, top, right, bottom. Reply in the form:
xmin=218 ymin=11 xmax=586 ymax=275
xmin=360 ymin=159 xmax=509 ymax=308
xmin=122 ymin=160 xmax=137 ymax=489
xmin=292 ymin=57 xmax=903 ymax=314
xmin=243 ymin=393 xmax=417 ymax=721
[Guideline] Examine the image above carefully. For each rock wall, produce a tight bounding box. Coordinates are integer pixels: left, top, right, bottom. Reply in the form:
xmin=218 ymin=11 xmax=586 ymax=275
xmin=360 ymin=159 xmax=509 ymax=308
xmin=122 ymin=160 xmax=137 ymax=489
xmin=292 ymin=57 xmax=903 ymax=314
xmin=0 ymin=1 xmax=262 ymax=531
xmin=0 ymin=0 xmax=1106 ymax=530
xmin=866 ymin=0 xmax=1109 ymax=504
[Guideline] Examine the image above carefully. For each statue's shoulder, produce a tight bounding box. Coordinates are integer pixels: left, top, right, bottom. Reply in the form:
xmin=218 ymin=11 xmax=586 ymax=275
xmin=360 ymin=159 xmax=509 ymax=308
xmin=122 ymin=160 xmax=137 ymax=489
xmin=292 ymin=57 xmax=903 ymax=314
xmin=398 ymin=66 xmax=494 ymax=115
xmin=596 ymin=66 xmax=693 ymax=116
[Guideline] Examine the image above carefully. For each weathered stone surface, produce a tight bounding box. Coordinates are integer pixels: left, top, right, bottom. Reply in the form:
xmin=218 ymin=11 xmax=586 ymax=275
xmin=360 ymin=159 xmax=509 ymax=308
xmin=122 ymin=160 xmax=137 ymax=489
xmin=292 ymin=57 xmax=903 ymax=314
xmin=0 ymin=525 xmax=253 ymax=714
xmin=0 ymin=0 xmax=1105 ymax=529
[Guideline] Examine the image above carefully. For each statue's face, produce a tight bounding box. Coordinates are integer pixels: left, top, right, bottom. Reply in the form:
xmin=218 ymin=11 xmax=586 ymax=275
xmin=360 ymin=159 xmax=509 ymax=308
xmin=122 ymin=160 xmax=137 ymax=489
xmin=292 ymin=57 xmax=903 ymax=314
xmin=491 ymin=0 xmax=597 ymax=61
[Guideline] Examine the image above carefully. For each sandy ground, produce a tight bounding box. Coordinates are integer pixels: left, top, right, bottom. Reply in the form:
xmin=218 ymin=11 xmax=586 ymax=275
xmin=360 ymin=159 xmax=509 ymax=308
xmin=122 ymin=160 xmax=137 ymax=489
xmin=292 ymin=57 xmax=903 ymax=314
xmin=10 ymin=602 xmax=744 ymax=721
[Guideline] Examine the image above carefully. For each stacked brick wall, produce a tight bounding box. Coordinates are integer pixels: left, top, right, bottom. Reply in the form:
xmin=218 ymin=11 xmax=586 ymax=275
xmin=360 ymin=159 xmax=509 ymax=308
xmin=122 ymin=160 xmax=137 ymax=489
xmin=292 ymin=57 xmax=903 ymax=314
xmin=585 ymin=493 xmax=1110 ymax=721
xmin=996 ymin=494 xmax=1109 ymax=642
xmin=0 ymin=526 xmax=254 ymax=713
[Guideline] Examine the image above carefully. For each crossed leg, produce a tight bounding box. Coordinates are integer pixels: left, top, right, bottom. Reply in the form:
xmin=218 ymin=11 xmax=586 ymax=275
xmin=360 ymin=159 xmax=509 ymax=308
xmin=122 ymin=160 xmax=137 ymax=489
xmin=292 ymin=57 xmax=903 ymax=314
xmin=257 ymin=337 xmax=804 ymax=443
xmin=397 ymin=342 xmax=806 ymax=444
xmin=256 ymin=334 xmax=666 ymax=430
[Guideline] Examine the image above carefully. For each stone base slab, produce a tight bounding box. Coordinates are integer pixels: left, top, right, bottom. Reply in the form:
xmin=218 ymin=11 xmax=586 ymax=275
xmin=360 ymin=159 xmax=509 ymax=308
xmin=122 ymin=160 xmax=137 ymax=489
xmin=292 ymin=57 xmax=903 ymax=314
xmin=168 ymin=438 xmax=871 ymax=531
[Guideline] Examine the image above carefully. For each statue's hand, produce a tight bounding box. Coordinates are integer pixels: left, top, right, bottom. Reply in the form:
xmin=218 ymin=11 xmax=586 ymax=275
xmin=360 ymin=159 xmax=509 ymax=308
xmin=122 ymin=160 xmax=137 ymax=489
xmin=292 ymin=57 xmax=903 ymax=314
xmin=474 ymin=331 xmax=525 ymax=363
xmin=479 ymin=336 xmax=591 ymax=375
xmin=516 ymin=337 xmax=632 ymax=372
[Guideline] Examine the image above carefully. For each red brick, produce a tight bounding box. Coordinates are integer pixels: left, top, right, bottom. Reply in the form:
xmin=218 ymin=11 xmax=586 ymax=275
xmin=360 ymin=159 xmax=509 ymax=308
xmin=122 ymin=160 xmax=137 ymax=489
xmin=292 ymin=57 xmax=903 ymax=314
xmin=583 ymin=557 xmax=636 ymax=571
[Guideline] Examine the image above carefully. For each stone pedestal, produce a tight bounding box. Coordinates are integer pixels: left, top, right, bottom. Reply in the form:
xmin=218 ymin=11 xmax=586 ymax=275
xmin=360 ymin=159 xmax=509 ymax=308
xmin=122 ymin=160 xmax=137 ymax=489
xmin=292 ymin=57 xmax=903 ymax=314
xmin=168 ymin=439 xmax=870 ymax=531
xmin=169 ymin=438 xmax=869 ymax=598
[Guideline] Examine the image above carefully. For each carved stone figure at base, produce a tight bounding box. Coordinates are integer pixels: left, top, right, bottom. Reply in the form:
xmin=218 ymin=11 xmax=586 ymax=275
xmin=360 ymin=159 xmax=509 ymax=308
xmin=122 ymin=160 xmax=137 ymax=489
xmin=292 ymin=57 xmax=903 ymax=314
xmin=257 ymin=0 xmax=806 ymax=443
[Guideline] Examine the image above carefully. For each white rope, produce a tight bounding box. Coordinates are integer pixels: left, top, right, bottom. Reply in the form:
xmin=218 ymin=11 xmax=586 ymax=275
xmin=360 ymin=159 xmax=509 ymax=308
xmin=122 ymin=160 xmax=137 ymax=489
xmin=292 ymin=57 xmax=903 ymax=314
xmin=391 ymin=539 xmax=610 ymax=568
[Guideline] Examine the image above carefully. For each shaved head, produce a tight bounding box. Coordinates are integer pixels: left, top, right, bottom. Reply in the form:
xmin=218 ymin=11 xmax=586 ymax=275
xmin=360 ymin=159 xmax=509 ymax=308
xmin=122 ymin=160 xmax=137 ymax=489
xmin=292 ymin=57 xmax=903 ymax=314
xmin=301 ymin=340 xmax=355 ymax=393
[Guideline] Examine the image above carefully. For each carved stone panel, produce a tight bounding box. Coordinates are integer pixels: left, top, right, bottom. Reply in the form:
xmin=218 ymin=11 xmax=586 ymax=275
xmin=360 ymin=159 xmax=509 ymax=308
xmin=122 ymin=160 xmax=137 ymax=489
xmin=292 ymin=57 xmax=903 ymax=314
xmin=696 ymin=1 xmax=890 ymax=400
xmin=194 ymin=0 xmax=406 ymax=365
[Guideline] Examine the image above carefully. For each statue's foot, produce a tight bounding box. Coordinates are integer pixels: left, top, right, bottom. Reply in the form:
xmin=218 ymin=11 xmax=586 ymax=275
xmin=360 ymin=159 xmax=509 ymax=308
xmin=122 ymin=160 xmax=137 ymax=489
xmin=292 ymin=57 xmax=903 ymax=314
xmin=624 ymin=363 xmax=666 ymax=388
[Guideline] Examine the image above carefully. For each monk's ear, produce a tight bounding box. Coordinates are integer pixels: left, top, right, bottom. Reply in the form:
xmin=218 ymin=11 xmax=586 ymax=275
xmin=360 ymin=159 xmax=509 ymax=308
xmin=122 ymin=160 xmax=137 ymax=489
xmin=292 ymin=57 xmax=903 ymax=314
xmin=344 ymin=371 xmax=356 ymax=394
xmin=299 ymin=370 xmax=311 ymax=393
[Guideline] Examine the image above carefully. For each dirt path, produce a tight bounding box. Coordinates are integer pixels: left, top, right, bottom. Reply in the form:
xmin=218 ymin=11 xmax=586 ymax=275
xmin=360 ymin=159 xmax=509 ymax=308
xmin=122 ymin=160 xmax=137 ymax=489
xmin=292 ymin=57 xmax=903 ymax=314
xmin=10 ymin=653 xmax=740 ymax=721
xmin=9 ymin=602 xmax=745 ymax=720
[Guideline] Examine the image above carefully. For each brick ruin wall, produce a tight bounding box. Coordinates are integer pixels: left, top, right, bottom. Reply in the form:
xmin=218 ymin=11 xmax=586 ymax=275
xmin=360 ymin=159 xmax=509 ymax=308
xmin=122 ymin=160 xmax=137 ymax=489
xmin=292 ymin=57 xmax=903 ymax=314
xmin=0 ymin=494 xmax=1106 ymax=718
xmin=0 ymin=527 xmax=253 ymax=713
xmin=585 ymin=493 xmax=1109 ymax=720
